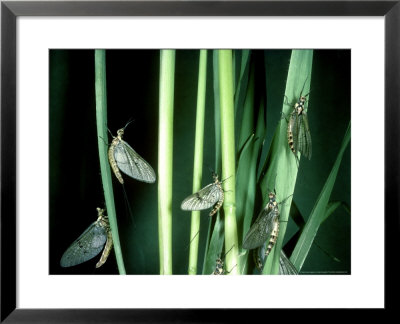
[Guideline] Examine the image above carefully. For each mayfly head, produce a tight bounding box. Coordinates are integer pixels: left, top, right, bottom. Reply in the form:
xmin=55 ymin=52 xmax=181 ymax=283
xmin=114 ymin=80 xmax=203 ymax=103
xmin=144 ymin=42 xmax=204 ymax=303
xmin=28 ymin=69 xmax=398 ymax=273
xmin=295 ymin=96 xmax=307 ymax=114
xmin=212 ymin=172 xmax=219 ymax=183
xmin=116 ymin=128 xmax=125 ymax=138
xmin=293 ymin=75 xmax=310 ymax=111
xmin=267 ymin=192 xmax=277 ymax=209
xmin=115 ymin=119 xmax=135 ymax=139
xmin=95 ymin=207 xmax=109 ymax=228
xmin=266 ymin=175 xmax=278 ymax=208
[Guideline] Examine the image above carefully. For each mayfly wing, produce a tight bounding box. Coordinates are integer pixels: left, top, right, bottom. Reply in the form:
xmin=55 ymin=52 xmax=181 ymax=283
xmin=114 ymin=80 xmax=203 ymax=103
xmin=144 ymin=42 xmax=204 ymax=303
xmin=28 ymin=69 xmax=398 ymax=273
xmin=242 ymin=206 xmax=277 ymax=250
xmin=297 ymin=112 xmax=312 ymax=160
xmin=108 ymin=127 xmax=156 ymax=184
xmin=60 ymin=208 xmax=109 ymax=268
xmin=181 ymin=174 xmax=224 ymax=216
xmin=95 ymin=230 xmax=113 ymax=268
xmin=288 ymin=111 xmax=299 ymax=155
xmin=114 ymin=139 xmax=156 ymax=183
xmin=181 ymin=183 xmax=221 ymax=210
xmin=279 ymin=250 xmax=298 ymax=275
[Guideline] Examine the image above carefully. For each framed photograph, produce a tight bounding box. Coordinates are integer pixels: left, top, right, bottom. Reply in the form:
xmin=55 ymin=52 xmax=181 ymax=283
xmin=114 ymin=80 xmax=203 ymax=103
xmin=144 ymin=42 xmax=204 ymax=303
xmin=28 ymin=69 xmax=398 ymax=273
xmin=1 ymin=0 xmax=396 ymax=321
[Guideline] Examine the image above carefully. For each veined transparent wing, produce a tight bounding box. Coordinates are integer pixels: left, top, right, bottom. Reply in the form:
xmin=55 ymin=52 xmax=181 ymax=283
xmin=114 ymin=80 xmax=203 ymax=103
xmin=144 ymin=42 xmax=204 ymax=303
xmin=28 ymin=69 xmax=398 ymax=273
xmin=297 ymin=112 xmax=312 ymax=160
xmin=181 ymin=183 xmax=222 ymax=211
xmin=242 ymin=206 xmax=277 ymax=250
xmin=113 ymin=139 xmax=156 ymax=183
xmin=60 ymin=221 xmax=108 ymax=267
xmin=279 ymin=250 xmax=299 ymax=275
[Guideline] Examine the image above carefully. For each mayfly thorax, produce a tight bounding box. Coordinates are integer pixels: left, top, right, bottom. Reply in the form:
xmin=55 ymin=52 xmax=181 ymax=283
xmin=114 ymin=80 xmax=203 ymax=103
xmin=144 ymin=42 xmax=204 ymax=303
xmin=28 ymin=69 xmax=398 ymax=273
xmin=108 ymin=123 xmax=156 ymax=184
xmin=181 ymin=172 xmax=225 ymax=217
xmin=60 ymin=207 xmax=113 ymax=268
xmin=285 ymin=78 xmax=312 ymax=161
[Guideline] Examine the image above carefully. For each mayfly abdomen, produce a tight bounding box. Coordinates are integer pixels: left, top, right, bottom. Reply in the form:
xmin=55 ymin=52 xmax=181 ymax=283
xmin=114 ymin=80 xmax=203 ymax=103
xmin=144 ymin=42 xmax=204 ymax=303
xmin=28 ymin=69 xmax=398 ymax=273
xmin=265 ymin=220 xmax=279 ymax=257
xmin=108 ymin=140 xmax=124 ymax=184
xmin=96 ymin=229 xmax=113 ymax=268
xmin=287 ymin=111 xmax=297 ymax=155
xmin=253 ymin=248 xmax=264 ymax=271
xmin=108 ymin=127 xmax=156 ymax=184
xmin=209 ymin=183 xmax=224 ymax=217
xmin=181 ymin=173 xmax=224 ymax=217
xmin=60 ymin=208 xmax=110 ymax=268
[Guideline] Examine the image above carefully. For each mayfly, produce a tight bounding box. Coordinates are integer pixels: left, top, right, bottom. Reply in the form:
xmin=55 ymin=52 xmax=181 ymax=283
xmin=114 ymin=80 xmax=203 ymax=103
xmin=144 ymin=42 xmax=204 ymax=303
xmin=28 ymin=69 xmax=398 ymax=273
xmin=243 ymin=191 xmax=291 ymax=257
xmin=212 ymin=245 xmax=235 ymax=275
xmin=286 ymin=78 xmax=312 ymax=161
xmin=108 ymin=122 xmax=156 ymax=184
xmin=181 ymin=173 xmax=225 ymax=217
xmin=60 ymin=208 xmax=113 ymax=268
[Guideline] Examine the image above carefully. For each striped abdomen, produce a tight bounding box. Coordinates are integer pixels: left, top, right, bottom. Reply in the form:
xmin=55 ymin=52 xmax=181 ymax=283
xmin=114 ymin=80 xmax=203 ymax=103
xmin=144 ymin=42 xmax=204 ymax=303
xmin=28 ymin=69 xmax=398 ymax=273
xmin=209 ymin=184 xmax=224 ymax=217
xmin=96 ymin=230 xmax=113 ymax=268
xmin=265 ymin=220 xmax=280 ymax=256
xmin=287 ymin=111 xmax=297 ymax=154
xmin=108 ymin=138 xmax=124 ymax=184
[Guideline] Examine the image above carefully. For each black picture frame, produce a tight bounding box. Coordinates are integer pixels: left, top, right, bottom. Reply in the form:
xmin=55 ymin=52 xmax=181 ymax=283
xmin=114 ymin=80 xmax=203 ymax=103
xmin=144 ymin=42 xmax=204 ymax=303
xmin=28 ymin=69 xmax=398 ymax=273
xmin=1 ymin=0 xmax=397 ymax=321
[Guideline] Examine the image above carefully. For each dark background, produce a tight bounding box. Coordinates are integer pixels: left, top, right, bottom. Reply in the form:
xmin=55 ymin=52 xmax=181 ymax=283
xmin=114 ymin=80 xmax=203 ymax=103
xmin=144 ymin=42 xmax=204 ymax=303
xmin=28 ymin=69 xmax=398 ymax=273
xmin=50 ymin=49 xmax=350 ymax=275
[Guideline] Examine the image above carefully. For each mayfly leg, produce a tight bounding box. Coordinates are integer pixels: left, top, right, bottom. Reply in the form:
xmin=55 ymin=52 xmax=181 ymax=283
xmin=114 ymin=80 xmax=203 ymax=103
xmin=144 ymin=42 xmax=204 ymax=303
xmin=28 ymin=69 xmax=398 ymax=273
xmin=185 ymin=230 xmax=200 ymax=251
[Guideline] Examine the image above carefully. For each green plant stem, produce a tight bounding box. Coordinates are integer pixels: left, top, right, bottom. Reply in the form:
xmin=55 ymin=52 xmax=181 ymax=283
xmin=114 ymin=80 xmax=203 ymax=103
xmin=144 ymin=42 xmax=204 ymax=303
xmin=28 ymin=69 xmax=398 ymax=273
xmin=94 ymin=49 xmax=126 ymax=275
xmin=218 ymin=50 xmax=239 ymax=274
xmin=188 ymin=50 xmax=207 ymax=275
xmin=158 ymin=50 xmax=175 ymax=275
xmin=261 ymin=49 xmax=313 ymax=274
